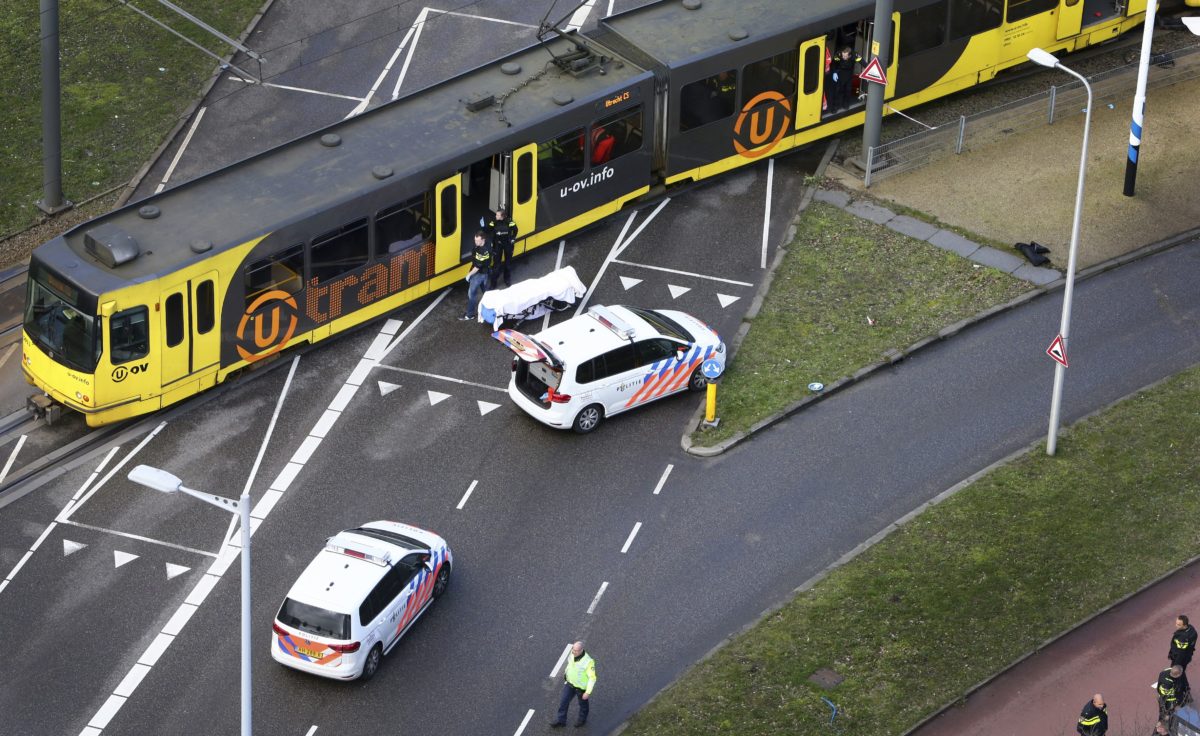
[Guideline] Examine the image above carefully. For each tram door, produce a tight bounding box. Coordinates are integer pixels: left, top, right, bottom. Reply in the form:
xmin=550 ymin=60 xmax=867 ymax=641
xmin=796 ymin=37 xmax=826 ymax=129
xmin=511 ymin=142 xmax=537 ymax=255
xmin=1057 ymin=0 xmax=1085 ymax=39
xmin=159 ymin=280 xmax=191 ymax=386
xmin=434 ymin=174 xmax=462 ymax=278
xmin=862 ymin=13 xmax=900 ymax=99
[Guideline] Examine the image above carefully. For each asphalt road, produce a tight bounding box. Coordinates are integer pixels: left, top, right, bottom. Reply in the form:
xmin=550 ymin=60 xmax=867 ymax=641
xmin=2 ymin=1 xmax=1199 ymax=735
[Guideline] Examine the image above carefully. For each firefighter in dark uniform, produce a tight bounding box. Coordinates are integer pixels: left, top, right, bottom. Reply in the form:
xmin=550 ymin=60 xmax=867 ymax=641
xmin=1077 ymin=694 xmax=1107 ymax=736
xmin=1158 ymin=665 xmax=1185 ymax=721
xmin=483 ymin=207 xmax=518 ymax=289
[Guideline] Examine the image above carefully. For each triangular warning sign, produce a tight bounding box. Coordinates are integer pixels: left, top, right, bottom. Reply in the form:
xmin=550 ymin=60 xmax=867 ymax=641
xmin=1046 ymin=334 xmax=1069 ymax=368
xmin=114 ymin=550 xmax=139 ymax=568
xmin=619 ymin=276 xmax=642 ymax=291
xmin=165 ymin=563 xmax=191 ymax=580
xmin=477 ymin=401 xmax=500 ymax=416
xmin=63 ymin=539 xmax=86 ymax=557
xmin=378 ymin=381 xmax=401 ymax=396
xmin=667 ymin=284 xmax=691 ymax=300
xmin=860 ymin=57 xmax=888 ymax=86
xmin=428 ymin=390 xmax=451 ymax=406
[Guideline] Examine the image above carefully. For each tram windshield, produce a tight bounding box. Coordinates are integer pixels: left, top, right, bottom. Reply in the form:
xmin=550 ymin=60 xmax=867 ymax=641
xmin=24 ymin=274 xmax=100 ymax=373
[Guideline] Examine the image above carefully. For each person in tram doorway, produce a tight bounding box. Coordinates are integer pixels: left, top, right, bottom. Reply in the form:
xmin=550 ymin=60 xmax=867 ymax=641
xmin=828 ymin=46 xmax=857 ymax=112
xmin=1076 ymin=693 xmax=1107 ymax=736
xmin=550 ymin=640 xmax=596 ymax=728
xmin=459 ymin=230 xmax=493 ymax=321
xmin=483 ymin=207 xmax=517 ymax=289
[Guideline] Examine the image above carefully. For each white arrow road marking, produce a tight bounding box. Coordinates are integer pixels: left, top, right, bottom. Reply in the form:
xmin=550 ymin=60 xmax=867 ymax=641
xmin=428 ymin=390 xmax=451 ymax=406
xmin=114 ymin=550 xmax=139 ymax=568
xmin=165 ymin=563 xmax=190 ymax=580
xmin=378 ymin=381 xmax=401 ymax=396
xmin=619 ymin=276 xmax=642 ymax=291
xmin=63 ymin=540 xmax=86 ymax=557
xmin=668 ymin=284 xmax=691 ymax=299
xmin=717 ymin=293 xmax=741 ymax=308
xmin=478 ymin=400 xmax=500 ymax=416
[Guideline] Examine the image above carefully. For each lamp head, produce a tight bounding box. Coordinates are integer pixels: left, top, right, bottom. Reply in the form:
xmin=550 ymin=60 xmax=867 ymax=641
xmin=1027 ymin=48 xmax=1060 ymax=69
xmin=128 ymin=464 xmax=183 ymax=494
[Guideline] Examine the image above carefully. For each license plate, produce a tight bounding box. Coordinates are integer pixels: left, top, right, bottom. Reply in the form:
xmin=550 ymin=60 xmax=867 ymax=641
xmin=296 ymin=646 xmax=325 ymax=658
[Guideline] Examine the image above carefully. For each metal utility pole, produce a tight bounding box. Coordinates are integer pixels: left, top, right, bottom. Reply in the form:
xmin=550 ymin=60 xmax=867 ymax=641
xmin=37 ymin=0 xmax=72 ymax=215
xmin=861 ymin=0 xmax=893 ymax=160
xmin=1123 ymin=0 xmax=1158 ymax=197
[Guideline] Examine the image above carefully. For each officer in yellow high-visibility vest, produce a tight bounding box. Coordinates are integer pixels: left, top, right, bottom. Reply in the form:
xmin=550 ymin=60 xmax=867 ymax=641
xmin=550 ymin=640 xmax=597 ymax=728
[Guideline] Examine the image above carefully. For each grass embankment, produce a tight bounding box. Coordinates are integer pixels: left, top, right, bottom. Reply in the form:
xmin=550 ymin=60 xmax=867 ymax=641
xmin=630 ymin=364 xmax=1200 ymax=735
xmin=0 ymin=0 xmax=263 ymax=244
xmin=690 ymin=201 xmax=1028 ymax=446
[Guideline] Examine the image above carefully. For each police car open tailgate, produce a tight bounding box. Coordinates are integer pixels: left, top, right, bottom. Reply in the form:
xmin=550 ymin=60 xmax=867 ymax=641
xmin=491 ymin=329 xmax=562 ymax=368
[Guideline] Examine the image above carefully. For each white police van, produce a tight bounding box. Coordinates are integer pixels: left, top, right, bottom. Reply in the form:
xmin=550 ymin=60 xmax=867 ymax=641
xmin=271 ymin=521 xmax=452 ymax=681
xmin=493 ymin=304 xmax=724 ymax=433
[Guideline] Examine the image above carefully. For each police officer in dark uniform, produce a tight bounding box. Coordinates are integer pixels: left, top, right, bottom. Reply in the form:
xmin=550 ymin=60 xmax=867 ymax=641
xmin=459 ymin=230 xmax=493 ymax=321
xmin=1077 ymin=694 xmax=1107 ymax=736
xmin=1171 ymin=614 xmax=1197 ymax=700
xmin=483 ymin=207 xmax=518 ymax=288
xmin=1159 ymin=665 xmax=1185 ymax=721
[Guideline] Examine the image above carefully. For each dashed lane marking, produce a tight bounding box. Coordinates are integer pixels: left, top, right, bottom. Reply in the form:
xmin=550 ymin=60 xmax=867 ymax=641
xmin=305 ymin=726 xmax=318 ymax=736
xmin=652 ymin=464 xmax=673 ymax=495
xmin=620 ymin=522 xmax=642 ymax=554
xmin=550 ymin=643 xmax=572 ymax=679
xmin=513 ymin=709 xmax=535 ymax=736
xmin=456 ymin=480 xmax=478 ymax=510
xmin=0 ymin=434 xmax=27 ymax=484
xmin=565 ymin=0 xmax=596 ymax=31
xmin=587 ymin=581 xmax=609 ymax=615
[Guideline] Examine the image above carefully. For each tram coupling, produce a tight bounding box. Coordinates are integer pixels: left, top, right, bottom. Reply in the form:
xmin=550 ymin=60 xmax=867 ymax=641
xmin=27 ymin=393 xmax=62 ymax=425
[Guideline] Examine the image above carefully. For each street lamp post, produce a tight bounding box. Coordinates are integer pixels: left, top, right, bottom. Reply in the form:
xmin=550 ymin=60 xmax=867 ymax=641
xmin=128 ymin=465 xmax=252 ymax=735
xmin=1026 ymin=48 xmax=1092 ymax=456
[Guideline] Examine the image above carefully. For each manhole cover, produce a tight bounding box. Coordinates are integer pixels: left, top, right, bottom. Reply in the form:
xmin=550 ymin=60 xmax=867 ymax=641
xmin=808 ymin=667 xmax=844 ymax=688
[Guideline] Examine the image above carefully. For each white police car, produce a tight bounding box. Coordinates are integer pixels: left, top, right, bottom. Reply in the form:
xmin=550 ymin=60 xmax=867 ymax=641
xmin=493 ymin=304 xmax=725 ymax=433
xmin=271 ymin=521 xmax=452 ymax=681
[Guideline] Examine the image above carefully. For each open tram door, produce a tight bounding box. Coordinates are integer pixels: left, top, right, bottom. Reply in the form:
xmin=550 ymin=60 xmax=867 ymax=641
xmin=796 ymin=37 xmax=826 ymax=129
xmin=511 ymin=142 xmax=537 ymax=256
xmin=1057 ymin=0 xmax=1085 ymax=39
xmin=434 ymin=174 xmax=462 ymax=286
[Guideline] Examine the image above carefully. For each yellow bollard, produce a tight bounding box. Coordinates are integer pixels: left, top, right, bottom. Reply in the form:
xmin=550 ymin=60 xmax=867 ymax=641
xmin=705 ymin=381 xmax=718 ymax=423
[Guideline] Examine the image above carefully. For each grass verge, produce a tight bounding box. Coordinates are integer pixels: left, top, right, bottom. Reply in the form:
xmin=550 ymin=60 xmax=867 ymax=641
xmin=690 ymin=201 xmax=1029 ymax=446
xmin=0 ymin=0 xmax=263 ymax=245
xmin=628 ymin=363 xmax=1200 ymax=735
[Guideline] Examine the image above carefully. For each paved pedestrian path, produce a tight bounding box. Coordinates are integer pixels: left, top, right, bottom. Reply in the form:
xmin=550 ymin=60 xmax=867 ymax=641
xmin=912 ymin=560 xmax=1200 ymax=736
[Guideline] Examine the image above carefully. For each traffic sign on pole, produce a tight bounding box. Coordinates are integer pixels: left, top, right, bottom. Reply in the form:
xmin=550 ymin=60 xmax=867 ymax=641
xmin=859 ymin=56 xmax=888 ymax=86
xmin=1046 ymin=334 xmax=1068 ymax=368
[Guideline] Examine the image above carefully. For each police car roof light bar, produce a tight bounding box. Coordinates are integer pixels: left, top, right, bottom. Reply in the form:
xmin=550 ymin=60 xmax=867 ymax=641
xmin=588 ymin=305 xmax=636 ymax=341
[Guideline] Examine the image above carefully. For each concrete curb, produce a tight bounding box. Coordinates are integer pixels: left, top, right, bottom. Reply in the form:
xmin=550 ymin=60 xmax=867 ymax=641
xmin=683 ymin=215 xmax=1200 ymax=457
xmin=116 ymin=0 xmax=279 ymax=207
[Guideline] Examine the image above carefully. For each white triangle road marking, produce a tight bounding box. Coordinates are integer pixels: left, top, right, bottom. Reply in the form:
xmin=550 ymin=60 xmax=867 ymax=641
xmin=378 ymin=381 xmax=401 ymax=396
xmin=428 ymin=390 xmax=451 ymax=406
xmin=165 ymin=563 xmax=191 ymax=580
xmin=478 ymin=401 xmax=500 ymax=416
xmin=114 ymin=550 xmax=139 ymax=569
xmin=63 ymin=539 xmax=86 ymax=557
xmin=717 ymin=293 xmax=741 ymax=308
xmin=619 ymin=276 xmax=642 ymax=291
xmin=668 ymin=284 xmax=691 ymax=299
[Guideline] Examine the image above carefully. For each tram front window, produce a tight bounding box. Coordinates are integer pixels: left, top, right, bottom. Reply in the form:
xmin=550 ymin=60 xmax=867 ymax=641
xmin=25 ymin=277 xmax=99 ymax=373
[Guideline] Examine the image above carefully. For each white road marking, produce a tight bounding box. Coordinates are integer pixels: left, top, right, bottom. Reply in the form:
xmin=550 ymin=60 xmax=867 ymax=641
xmin=607 ymin=0 xmax=615 ymax=16
xmin=0 ymin=342 xmax=18 ymax=371
xmin=761 ymin=158 xmax=774 ymax=269
xmin=619 ymin=276 xmax=641 ymax=290
xmin=667 ymin=284 xmax=691 ymax=299
xmin=305 ymin=727 xmax=318 ymax=736
xmin=165 ymin=563 xmax=190 ymax=580
xmin=113 ymin=550 xmax=138 ymax=568
xmin=456 ymin=480 xmax=479 ymax=510
xmin=0 ymin=434 xmax=27 ymax=484
xmin=155 ymin=107 xmax=206 ymax=193
xmin=576 ymin=212 xmax=637 ymax=316
xmin=227 ymin=76 xmax=366 ymax=103
xmin=652 ymin=464 xmax=673 ymax=495
xmin=543 ymin=239 xmax=566 ymax=331
xmin=439 ymin=10 xmax=537 ymax=28
xmin=428 ymin=390 xmax=451 ymax=406
xmin=378 ymin=380 xmax=402 ymax=396
xmin=513 ymin=709 xmax=535 ymax=736
xmin=478 ymin=400 xmax=501 ymax=416
xmin=615 ymin=198 xmax=669 ymax=258
xmin=345 ymin=12 xmax=420 ymax=117
xmin=587 ymin=581 xmax=609 ymax=614
xmin=379 ymin=290 xmax=448 ymax=362
xmin=610 ymin=259 xmax=754 ymax=287
xmin=392 ymin=6 xmax=431 ymax=101
xmin=550 ymin=642 xmax=573 ymax=678
xmin=63 ymin=539 xmax=86 ymax=556
xmin=717 ymin=293 xmax=740 ymax=308
xmin=59 ymin=521 xmax=217 ymax=558
xmin=60 ymin=422 xmax=167 ymax=523
xmin=565 ymin=0 xmax=596 ymax=31
xmin=375 ymin=363 xmax=507 ymax=393
xmin=620 ymin=522 xmax=642 ymax=554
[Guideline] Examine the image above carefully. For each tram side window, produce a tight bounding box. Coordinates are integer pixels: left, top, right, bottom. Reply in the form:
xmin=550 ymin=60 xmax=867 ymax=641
xmin=802 ymin=45 xmax=821 ymax=95
xmin=900 ymin=0 xmax=948 ymax=57
xmin=590 ymin=107 xmax=643 ymax=166
xmin=245 ymin=244 xmax=304 ymax=308
xmin=311 ymin=218 xmax=369 ymax=281
xmin=742 ymin=49 xmax=799 ymax=102
xmin=950 ymin=0 xmax=1002 ymax=38
xmin=1006 ymin=0 xmax=1056 ymax=22
xmin=109 ymin=307 xmax=149 ymax=363
xmin=376 ymin=196 xmax=431 ymax=257
xmin=165 ymin=293 xmax=184 ymax=348
xmin=195 ymin=280 xmax=215 ymax=334
xmin=516 ymin=151 xmax=533 ymax=205
xmin=537 ymin=128 xmax=585 ymax=189
xmin=679 ymin=71 xmax=736 ymax=132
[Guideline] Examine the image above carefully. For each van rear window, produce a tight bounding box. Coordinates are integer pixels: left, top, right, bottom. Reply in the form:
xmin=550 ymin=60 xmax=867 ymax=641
xmin=278 ymin=598 xmax=350 ymax=640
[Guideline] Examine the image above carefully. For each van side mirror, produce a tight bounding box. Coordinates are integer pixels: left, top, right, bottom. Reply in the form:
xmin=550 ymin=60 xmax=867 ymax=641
xmin=422 ymin=555 xmax=433 ymax=572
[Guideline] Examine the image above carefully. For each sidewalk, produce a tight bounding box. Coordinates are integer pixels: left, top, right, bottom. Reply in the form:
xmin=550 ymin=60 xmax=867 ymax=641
xmin=911 ymin=560 xmax=1200 ymax=736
